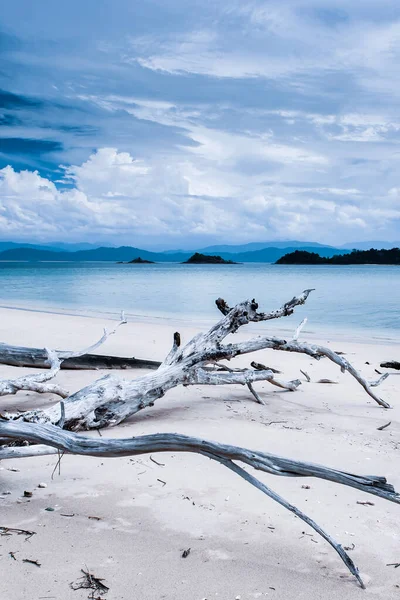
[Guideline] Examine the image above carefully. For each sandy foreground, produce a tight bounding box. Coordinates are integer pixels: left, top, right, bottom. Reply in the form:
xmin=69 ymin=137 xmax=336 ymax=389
xmin=0 ymin=306 xmax=399 ymax=600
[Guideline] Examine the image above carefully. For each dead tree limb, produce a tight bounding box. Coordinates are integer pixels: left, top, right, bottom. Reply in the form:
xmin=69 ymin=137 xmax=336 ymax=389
xmin=0 ymin=313 xmax=161 ymax=370
xmin=1 ymin=421 xmax=399 ymax=588
xmin=1 ymin=289 xmax=390 ymax=430
xmin=0 ymin=345 xmax=161 ymax=370
xmin=0 ymin=349 xmax=68 ymax=398
xmin=219 ymin=337 xmax=389 ymax=408
xmin=0 ymin=311 xmax=159 ymax=370
xmin=370 ymin=373 xmax=389 ymax=387
xmin=0 ymin=317 xmax=128 ymax=400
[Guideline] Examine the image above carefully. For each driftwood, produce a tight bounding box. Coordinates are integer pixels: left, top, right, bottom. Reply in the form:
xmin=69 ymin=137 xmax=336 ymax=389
xmin=377 ymin=421 xmax=392 ymax=431
xmin=380 ymin=361 xmax=400 ymax=371
xmin=0 ymin=349 xmax=68 ymax=398
xmin=0 ymin=290 xmax=395 ymax=588
xmin=0 ymin=290 xmax=390 ymax=432
xmin=300 ymin=369 xmax=311 ymax=382
xmin=71 ymin=568 xmax=109 ymax=595
xmin=0 ymin=318 xmax=129 ymax=400
xmin=0 ymin=313 xmax=159 ymax=371
xmin=1 ymin=421 xmax=399 ymax=588
xmin=0 ymin=343 xmax=160 ymax=370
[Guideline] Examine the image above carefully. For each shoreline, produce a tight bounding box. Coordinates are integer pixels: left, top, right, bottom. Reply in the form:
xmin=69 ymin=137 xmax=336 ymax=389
xmin=0 ymin=301 xmax=399 ymax=346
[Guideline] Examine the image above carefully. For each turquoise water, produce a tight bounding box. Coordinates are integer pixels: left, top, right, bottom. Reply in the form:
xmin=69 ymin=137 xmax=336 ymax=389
xmin=0 ymin=262 xmax=398 ymax=341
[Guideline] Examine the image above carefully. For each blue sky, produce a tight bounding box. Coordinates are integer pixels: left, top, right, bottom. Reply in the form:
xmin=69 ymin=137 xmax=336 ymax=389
xmin=1 ymin=0 xmax=400 ymax=248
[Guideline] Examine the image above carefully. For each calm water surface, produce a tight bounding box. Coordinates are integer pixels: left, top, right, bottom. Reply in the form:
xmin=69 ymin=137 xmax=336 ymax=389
xmin=0 ymin=262 xmax=398 ymax=342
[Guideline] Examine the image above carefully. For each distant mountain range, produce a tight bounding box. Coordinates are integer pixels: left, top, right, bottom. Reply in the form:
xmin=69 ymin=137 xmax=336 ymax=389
xmin=198 ymin=240 xmax=333 ymax=253
xmin=0 ymin=239 xmax=397 ymax=263
xmin=0 ymin=241 xmax=102 ymax=253
xmin=0 ymin=244 xmax=349 ymax=263
xmin=339 ymin=240 xmax=400 ymax=250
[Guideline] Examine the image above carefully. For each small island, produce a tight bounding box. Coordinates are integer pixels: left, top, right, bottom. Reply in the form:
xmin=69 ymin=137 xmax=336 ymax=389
xmin=183 ymin=252 xmax=238 ymax=264
xmin=116 ymin=257 xmax=155 ymax=264
xmin=128 ymin=257 xmax=155 ymax=264
xmin=276 ymin=248 xmax=400 ymax=265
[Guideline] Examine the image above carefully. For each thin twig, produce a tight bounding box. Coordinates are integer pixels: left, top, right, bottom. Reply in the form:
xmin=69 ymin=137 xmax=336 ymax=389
xmin=300 ymin=369 xmax=311 ymax=382
xmin=51 ymin=450 xmax=65 ymax=479
xmin=150 ymin=455 xmax=165 ymax=466
xmin=247 ymin=382 xmax=265 ymax=405
xmin=377 ymin=421 xmax=391 ymax=431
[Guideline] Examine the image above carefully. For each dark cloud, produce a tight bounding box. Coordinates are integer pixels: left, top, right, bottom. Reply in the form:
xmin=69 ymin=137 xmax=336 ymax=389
xmin=0 ymin=113 xmax=21 ymax=126
xmin=0 ymin=89 xmax=42 ymax=109
xmin=0 ymin=138 xmax=62 ymax=155
xmin=57 ymin=124 xmax=100 ymax=136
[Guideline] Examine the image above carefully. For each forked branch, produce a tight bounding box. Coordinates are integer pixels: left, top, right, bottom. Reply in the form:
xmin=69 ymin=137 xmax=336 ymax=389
xmin=0 ymin=315 xmax=127 ymax=400
xmin=0 ymin=349 xmax=67 ymax=398
xmin=0 ymin=420 xmax=399 ymax=588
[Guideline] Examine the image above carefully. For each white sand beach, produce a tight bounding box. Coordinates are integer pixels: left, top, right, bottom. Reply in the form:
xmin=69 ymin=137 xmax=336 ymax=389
xmin=0 ymin=307 xmax=399 ymax=599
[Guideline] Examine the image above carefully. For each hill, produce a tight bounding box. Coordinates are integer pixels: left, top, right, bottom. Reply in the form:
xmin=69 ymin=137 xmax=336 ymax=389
xmin=199 ymin=240 xmax=335 ymax=253
xmin=220 ymin=245 xmax=348 ymax=262
xmin=183 ymin=253 xmax=237 ymax=264
xmin=0 ymin=241 xmax=102 ymax=253
xmin=0 ymin=246 xmax=185 ymax=262
xmin=127 ymin=257 xmax=155 ymax=264
xmin=277 ymin=248 xmax=400 ymax=265
xmin=0 ymin=241 xmax=62 ymax=253
xmin=340 ymin=240 xmax=400 ymax=250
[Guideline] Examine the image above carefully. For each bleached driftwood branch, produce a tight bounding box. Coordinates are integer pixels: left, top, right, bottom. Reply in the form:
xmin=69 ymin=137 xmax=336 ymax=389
xmin=1 ymin=420 xmax=399 ymax=588
xmin=0 ymin=312 xmax=159 ymax=370
xmin=0 ymin=317 xmax=127 ymax=400
xmin=370 ymin=373 xmax=389 ymax=387
xmin=57 ymin=314 xmax=128 ymax=360
xmin=215 ymin=336 xmax=390 ymax=408
xmin=0 ymin=349 xmax=68 ymax=398
xmin=1 ymin=290 xmax=390 ymax=430
xmin=0 ymin=343 xmax=160 ymax=370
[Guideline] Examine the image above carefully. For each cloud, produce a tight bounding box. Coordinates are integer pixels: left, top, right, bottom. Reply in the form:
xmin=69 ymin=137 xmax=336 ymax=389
xmin=127 ymin=2 xmax=400 ymax=98
xmin=0 ymin=89 xmax=42 ymax=109
xmin=1 ymin=147 xmax=399 ymax=248
xmin=0 ymin=138 xmax=62 ymax=155
xmin=1 ymin=1 xmax=400 ymax=245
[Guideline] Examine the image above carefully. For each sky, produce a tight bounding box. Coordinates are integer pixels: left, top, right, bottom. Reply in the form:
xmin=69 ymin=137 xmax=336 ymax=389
xmin=1 ymin=0 xmax=400 ymax=249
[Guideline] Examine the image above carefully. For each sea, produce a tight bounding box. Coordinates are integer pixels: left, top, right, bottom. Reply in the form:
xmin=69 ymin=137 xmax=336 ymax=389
xmin=0 ymin=262 xmax=398 ymax=343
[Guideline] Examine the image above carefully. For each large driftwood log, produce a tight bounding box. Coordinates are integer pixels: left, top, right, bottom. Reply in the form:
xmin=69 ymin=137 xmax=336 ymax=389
xmin=1 ymin=420 xmax=399 ymax=588
xmin=0 ymin=343 xmax=160 ymax=370
xmin=0 ymin=317 xmax=130 ymax=400
xmin=0 ymin=313 xmax=159 ymax=370
xmin=1 ymin=290 xmax=390 ymax=431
